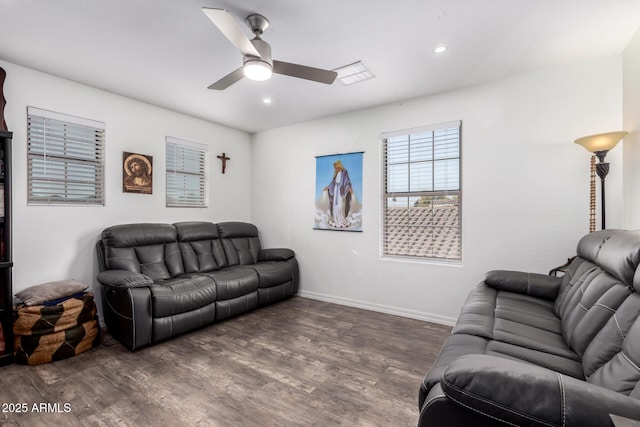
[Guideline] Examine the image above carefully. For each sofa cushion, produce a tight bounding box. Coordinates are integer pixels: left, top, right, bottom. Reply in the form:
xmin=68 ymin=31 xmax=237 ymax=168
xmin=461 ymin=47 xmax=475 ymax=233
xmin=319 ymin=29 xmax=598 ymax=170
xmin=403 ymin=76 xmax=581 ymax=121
xmin=485 ymin=340 xmax=583 ymax=378
xmin=102 ymin=223 xmax=177 ymax=247
xmin=102 ymin=223 xmax=184 ymax=280
xmin=585 ymin=294 xmax=640 ymax=394
xmin=583 ymin=293 xmax=640 ymax=379
xmin=175 ymin=221 xmax=219 ymax=241
xmin=454 ymin=284 xmax=563 ymax=338
xmin=175 ymin=222 xmax=227 ymax=273
xmin=578 ymin=230 xmax=640 ymax=286
xmin=218 ymin=222 xmax=261 ymax=266
xmin=150 ymin=275 xmax=216 ymax=317
xmin=250 ymin=261 xmax=294 ymax=288
xmin=205 ymin=266 xmax=259 ymax=300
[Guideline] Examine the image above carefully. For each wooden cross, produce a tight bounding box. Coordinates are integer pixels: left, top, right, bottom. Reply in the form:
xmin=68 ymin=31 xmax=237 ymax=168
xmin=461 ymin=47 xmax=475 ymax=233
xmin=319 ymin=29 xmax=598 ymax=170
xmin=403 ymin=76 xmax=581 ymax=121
xmin=217 ymin=152 xmax=230 ymax=174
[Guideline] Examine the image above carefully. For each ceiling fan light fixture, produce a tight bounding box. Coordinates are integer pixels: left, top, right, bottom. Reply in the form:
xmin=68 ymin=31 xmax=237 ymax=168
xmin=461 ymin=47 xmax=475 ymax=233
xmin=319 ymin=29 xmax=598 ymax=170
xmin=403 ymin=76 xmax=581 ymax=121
xmin=244 ymin=59 xmax=272 ymax=81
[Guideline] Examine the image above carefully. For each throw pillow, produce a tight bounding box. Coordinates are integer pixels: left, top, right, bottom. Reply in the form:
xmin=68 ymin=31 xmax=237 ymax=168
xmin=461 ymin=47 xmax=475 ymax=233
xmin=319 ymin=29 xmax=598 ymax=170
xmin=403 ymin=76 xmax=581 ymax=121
xmin=15 ymin=279 xmax=88 ymax=306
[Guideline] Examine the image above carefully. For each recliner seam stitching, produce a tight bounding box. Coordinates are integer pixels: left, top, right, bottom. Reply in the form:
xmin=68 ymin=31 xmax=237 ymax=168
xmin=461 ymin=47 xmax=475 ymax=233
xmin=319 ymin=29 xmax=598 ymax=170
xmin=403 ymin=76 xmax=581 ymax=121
xmin=613 ymin=314 xmax=626 ymax=340
xmin=441 ymin=376 xmax=557 ymax=427
xmin=621 ymin=351 xmax=640 ymax=373
xmin=441 ymin=384 xmax=527 ymax=427
xmin=557 ymin=373 xmax=566 ymax=427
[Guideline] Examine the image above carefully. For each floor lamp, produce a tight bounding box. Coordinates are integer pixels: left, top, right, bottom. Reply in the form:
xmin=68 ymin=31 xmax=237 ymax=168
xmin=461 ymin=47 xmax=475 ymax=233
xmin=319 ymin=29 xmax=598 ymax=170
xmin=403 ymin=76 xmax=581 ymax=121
xmin=575 ymin=131 xmax=628 ymax=230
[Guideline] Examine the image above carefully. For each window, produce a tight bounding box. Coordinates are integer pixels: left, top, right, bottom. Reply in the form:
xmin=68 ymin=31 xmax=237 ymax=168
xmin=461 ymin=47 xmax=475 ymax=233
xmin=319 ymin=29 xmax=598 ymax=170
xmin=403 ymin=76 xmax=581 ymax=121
xmin=381 ymin=121 xmax=461 ymax=261
xmin=27 ymin=107 xmax=105 ymax=205
xmin=166 ymin=136 xmax=208 ymax=208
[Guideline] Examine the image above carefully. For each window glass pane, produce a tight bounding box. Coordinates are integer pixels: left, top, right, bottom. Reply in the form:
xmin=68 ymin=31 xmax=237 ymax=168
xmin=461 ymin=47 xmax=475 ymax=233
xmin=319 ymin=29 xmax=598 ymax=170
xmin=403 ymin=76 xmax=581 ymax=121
xmin=386 ymin=136 xmax=409 ymax=164
xmin=387 ymin=163 xmax=409 ymax=193
xmin=409 ymin=161 xmax=433 ymax=192
xmin=27 ymin=108 xmax=105 ymax=205
xmin=382 ymin=122 xmax=461 ymax=261
xmin=434 ymin=159 xmax=459 ymax=191
xmin=409 ymin=132 xmax=433 ymax=162
xmin=166 ymin=137 xmax=208 ymax=208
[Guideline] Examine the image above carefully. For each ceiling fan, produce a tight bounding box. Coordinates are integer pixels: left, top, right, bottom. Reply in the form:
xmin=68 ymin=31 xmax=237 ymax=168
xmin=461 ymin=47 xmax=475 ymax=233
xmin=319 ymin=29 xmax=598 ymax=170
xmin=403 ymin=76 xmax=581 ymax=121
xmin=202 ymin=8 xmax=338 ymax=90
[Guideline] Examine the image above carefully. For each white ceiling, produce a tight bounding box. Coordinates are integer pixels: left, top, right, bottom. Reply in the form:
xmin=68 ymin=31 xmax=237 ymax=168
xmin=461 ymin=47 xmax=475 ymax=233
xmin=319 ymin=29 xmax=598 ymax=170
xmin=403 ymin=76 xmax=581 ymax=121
xmin=1 ymin=0 xmax=640 ymax=133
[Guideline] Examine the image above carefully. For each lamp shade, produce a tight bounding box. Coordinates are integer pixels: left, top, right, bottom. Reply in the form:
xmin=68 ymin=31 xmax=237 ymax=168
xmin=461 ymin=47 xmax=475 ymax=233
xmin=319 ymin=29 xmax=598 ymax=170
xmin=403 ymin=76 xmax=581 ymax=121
xmin=575 ymin=131 xmax=628 ymax=153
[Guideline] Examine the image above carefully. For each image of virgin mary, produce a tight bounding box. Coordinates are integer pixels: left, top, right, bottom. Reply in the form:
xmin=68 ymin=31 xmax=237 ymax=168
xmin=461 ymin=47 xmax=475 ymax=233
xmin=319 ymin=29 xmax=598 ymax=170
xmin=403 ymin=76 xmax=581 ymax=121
xmin=315 ymin=159 xmax=362 ymax=230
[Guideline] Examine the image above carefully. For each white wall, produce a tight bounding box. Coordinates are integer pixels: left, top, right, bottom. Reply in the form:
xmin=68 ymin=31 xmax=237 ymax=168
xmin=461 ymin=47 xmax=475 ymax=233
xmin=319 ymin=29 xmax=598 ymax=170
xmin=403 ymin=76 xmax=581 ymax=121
xmin=623 ymin=28 xmax=640 ymax=228
xmin=0 ymin=60 xmax=252 ymax=307
xmin=251 ymin=56 xmax=624 ymax=324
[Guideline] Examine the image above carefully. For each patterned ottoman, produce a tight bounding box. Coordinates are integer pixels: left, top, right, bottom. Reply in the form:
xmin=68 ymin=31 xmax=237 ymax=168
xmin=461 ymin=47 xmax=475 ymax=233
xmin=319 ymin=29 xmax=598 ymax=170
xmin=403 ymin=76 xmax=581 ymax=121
xmin=13 ymin=292 xmax=101 ymax=365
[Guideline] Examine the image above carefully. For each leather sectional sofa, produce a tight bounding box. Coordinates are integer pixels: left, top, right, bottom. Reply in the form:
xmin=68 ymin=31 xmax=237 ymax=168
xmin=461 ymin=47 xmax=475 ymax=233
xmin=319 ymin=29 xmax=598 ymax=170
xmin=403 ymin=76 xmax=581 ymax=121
xmin=419 ymin=229 xmax=640 ymax=426
xmin=96 ymin=221 xmax=299 ymax=350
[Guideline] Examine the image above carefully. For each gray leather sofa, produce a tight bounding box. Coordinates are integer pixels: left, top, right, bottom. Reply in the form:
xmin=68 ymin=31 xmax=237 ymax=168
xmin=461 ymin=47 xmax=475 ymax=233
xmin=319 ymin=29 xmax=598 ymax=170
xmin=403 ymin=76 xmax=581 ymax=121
xmin=419 ymin=229 xmax=640 ymax=426
xmin=96 ymin=221 xmax=299 ymax=350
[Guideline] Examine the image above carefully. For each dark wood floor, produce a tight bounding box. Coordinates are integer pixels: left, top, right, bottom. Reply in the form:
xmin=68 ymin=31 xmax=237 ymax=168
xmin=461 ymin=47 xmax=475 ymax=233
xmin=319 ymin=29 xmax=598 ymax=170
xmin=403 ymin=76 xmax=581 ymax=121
xmin=0 ymin=297 xmax=451 ymax=427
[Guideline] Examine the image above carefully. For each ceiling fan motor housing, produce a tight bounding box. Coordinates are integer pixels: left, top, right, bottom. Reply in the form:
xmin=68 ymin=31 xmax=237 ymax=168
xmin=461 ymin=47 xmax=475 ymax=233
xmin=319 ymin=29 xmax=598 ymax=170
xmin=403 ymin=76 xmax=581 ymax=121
xmin=245 ymin=38 xmax=272 ymax=66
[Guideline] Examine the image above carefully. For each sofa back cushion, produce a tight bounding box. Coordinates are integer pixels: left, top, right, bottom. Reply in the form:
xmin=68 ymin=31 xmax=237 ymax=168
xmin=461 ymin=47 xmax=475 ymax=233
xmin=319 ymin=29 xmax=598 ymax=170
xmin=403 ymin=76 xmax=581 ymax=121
xmin=551 ymin=229 xmax=640 ymax=393
xmin=174 ymin=221 xmax=227 ymax=273
xmin=584 ymin=307 xmax=640 ymax=396
xmin=554 ymin=256 xmax=598 ymax=318
xmin=218 ymin=222 xmax=261 ymax=266
xmin=582 ymin=293 xmax=640 ymax=390
xmin=576 ymin=229 xmax=640 ymax=289
xmin=560 ymin=266 xmax=632 ymax=357
xmin=101 ymin=223 xmax=184 ymax=280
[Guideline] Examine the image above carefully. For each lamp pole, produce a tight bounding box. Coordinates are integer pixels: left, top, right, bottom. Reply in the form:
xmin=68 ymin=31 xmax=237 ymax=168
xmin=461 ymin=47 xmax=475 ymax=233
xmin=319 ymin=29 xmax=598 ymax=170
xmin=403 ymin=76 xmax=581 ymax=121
xmin=593 ymin=151 xmax=610 ymax=230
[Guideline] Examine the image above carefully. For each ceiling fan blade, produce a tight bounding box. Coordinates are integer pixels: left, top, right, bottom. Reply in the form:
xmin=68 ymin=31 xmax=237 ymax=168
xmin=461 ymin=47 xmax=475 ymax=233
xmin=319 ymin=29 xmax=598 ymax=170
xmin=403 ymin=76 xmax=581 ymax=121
xmin=208 ymin=67 xmax=245 ymax=90
xmin=273 ymin=61 xmax=338 ymax=84
xmin=202 ymin=8 xmax=260 ymax=58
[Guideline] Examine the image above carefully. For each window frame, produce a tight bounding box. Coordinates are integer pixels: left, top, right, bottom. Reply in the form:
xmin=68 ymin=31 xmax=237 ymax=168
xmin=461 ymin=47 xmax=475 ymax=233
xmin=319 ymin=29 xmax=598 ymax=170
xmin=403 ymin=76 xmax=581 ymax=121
xmin=380 ymin=120 xmax=462 ymax=262
xmin=26 ymin=106 xmax=105 ymax=206
xmin=165 ymin=136 xmax=209 ymax=208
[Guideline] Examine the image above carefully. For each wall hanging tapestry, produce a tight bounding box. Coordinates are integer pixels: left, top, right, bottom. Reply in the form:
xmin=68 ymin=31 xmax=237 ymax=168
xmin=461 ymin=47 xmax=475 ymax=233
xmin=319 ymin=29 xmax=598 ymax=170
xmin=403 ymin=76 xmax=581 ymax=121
xmin=314 ymin=152 xmax=363 ymax=232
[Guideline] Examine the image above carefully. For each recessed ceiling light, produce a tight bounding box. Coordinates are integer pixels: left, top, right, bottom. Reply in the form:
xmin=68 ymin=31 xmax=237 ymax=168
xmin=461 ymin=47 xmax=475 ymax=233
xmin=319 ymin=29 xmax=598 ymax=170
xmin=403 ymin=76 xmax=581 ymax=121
xmin=433 ymin=45 xmax=448 ymax=54
xmin=262 ymin=97 xmax=272 ymax=105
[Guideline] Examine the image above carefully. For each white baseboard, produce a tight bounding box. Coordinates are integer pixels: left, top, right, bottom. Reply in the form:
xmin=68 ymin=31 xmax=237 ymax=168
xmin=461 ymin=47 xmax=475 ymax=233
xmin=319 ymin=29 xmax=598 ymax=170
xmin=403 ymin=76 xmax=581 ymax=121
xmin=297 ymin=290 xmax=458 ymax=327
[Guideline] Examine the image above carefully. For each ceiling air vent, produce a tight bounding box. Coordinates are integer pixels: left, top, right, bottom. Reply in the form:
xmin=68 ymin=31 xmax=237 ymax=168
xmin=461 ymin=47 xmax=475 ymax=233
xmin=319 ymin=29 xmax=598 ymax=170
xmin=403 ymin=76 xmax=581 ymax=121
xmin=334 ymin=61 xmax=375 ymax=85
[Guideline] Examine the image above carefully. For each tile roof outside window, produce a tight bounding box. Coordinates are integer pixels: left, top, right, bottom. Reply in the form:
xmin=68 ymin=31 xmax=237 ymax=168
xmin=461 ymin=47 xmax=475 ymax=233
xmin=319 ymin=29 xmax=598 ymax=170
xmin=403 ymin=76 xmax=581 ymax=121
xmin=382 ymin=121 xmax=461 ymax=261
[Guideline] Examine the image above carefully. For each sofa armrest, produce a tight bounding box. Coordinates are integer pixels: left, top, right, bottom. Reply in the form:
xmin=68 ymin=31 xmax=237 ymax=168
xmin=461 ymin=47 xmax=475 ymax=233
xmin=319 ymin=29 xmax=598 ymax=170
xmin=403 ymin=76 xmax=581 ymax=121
xmin=97 ymin=270 xmax=154 ymax=289
xmin=259 ymin=248 xmax=295 ymax=261
xmin=484 ymin=270 xmax=562 ymax=300
xmin=441 ymin=354 xmax=640 ymax=427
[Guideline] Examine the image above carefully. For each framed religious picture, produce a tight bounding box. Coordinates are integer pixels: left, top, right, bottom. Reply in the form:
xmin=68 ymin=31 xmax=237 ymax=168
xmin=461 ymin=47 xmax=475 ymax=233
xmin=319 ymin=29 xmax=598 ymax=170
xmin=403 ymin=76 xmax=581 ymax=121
xmin=123 ymin=152 xmax=153 ymax=194
xmin=314 ymin=151 xmax=363 ymax=232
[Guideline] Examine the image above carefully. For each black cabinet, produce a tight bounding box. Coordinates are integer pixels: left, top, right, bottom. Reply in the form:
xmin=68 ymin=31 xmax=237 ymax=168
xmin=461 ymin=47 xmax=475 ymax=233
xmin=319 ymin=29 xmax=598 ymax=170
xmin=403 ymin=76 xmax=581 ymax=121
xmin=0 ymin=130 xmax=12 ymax=366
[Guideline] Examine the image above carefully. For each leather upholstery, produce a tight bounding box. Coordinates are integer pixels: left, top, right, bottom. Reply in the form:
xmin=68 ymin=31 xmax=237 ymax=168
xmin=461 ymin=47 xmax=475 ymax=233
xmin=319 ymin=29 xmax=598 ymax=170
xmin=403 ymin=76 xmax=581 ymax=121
xmin=175 ymin=221 xmax=227 ymax=273
xmin=419 ymin=229 xmax=640 ymax=426
xmin=96 ymin=221 xmax=298 ymax=350
xmin=218 ymin=222 xmax=261 ymax=265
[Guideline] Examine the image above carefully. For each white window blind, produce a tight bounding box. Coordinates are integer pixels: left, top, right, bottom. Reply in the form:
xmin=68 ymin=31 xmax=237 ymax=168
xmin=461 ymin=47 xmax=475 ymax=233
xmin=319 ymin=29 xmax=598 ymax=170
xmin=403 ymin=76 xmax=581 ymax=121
xmin=27 ymin=107 xmax=105 ymax=205
xmin=166 ymin=136 xmax=208 ymax=208
xmin=381 ymin=121 xmax=461 ymax=261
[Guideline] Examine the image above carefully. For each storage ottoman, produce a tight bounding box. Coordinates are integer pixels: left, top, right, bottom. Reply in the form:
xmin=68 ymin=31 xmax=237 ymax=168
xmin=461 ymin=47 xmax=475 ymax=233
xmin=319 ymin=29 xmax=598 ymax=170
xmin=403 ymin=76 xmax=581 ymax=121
xmin=13 ymin=292 xmax=101 ymax=365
